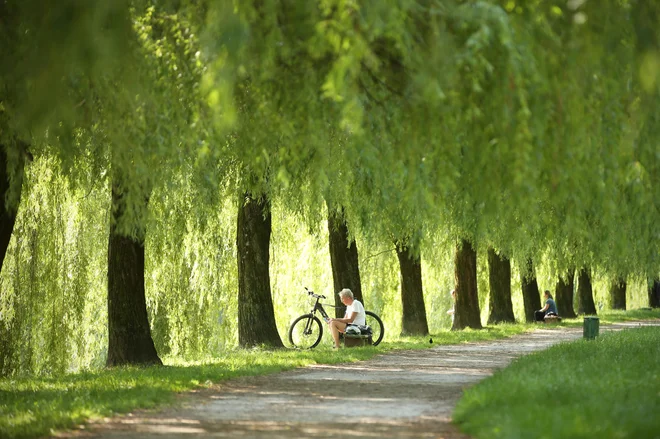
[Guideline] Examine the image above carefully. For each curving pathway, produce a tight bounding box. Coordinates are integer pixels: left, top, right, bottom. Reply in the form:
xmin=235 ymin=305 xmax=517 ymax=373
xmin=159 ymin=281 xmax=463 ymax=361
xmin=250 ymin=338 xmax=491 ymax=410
xmin=57 ymin=322 xmax=658 ymax=439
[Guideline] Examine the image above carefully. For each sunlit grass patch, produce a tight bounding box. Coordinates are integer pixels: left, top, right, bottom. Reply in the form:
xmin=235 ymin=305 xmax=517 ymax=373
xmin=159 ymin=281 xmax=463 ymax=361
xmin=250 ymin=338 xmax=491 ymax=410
xmin=453 ymin=326 xmax=660 ymax=439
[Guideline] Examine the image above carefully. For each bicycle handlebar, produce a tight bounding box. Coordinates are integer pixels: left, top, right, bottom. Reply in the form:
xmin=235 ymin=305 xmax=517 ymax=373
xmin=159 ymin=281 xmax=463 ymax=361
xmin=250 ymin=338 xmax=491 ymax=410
xmin=304 ymin=287 xmax=326 ymax=299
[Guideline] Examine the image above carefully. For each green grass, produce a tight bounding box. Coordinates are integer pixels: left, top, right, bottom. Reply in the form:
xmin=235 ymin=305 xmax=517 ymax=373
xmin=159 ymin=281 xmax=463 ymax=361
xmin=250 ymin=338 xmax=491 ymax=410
xmin=453 ymin=325 xmax=660 ymax=439
xmin=1 ymin=313 xmax=657 ymax=439
xmin=558 ymin=308 xmax=660 ymax=327
xmin=0 ymin=325 xmax=529 ymax=439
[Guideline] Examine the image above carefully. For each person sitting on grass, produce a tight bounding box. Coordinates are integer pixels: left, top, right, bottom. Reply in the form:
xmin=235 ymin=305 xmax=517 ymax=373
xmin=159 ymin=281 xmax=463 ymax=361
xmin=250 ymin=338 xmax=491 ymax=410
xmin=535 ymin=290 xmax=559 ymax=321
xmin=327 ymin=288 xmax=366 ymax=349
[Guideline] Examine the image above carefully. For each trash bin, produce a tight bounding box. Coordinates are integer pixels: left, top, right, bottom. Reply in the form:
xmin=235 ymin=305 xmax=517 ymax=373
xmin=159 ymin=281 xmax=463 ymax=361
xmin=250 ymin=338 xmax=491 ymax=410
xmin=583 ymin=316 xmax=599 ymax=340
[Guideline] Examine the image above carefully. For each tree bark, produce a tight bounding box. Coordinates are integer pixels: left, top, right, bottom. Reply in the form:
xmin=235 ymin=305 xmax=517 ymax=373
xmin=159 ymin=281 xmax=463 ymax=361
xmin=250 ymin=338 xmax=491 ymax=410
xmin=328 ymin=207 xmax=363 ymax=318
xmin=452 ymin=239 xmax=482 ymax=330
xmin=554 ymin=269 xmax=577 ymax=318
xmin=577 ymin=268 xmax=597 ymax=315
xmin=395 ymin=246 xmax=429 ymax=336
xmin=610 ymin=277 xmax=627 ymax=310
xmin=487 ymin=248 xmax=515 ymax=324
xmin=106 ymin=182 xmax=162 ymax=367
xmin=520 ymin=258 xmax=542 ymax=322
xmin=236 ymin=192 xmax=284 ymax=347
xmin=649 ymin=279 xmax=660 ymax=308
xmin=0 ymin=142 xmax=26 ymax=274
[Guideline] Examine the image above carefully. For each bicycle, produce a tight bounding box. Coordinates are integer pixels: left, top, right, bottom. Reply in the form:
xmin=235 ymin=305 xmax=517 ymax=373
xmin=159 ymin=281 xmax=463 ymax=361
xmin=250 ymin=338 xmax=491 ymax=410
xmin=288 ymin=288 xmax=385 ymax=349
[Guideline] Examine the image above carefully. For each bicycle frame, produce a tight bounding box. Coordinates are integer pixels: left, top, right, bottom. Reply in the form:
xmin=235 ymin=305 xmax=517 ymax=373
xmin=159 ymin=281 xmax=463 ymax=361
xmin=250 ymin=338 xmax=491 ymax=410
xmin=303 ymin=295 xmax=332 ymax=335
xmin=301 ymin=288 xmax=348 ymax=334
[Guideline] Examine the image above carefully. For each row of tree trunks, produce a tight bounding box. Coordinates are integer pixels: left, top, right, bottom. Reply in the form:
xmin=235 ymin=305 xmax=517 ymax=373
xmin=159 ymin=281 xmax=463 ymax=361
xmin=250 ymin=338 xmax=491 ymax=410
xmin=520 ymin=259 xmax=542 ymax=322
xmin=610 ymin=277 xmax=627 ymax=310
xmin=453 ymin=239 xmax=482 ymax=330
xmin=577 ymin=268 xmax=597 ymax=315
xmin=396 ymin=246 xmax=429 ymax=336
xmin=328 ymin=207 xmax=363 ymax=317
xmin=487 ymin=248 xmax=515 ymax=324
xmin=555 ymin=269 xmax=577 ymax=318
xmin=649 ymin=280 xmax=660 ymax=308
xmin=236 ymin=192 xmax=284 ymax=348
xmin=106 ymin=181 xmax=162 ymax=366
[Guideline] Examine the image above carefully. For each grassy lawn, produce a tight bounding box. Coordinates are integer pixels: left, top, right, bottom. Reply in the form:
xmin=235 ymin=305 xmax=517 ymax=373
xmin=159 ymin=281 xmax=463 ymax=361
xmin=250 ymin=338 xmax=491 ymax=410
xmin=2 ymin=312 xmax=658 ymax=439
xmin=557 ymin=308 xmax=660 ymax=327
xmin=453 ymin=324 xmax=660 ymax=439
xmin=0 ymin=324 xmax=528 ymax=439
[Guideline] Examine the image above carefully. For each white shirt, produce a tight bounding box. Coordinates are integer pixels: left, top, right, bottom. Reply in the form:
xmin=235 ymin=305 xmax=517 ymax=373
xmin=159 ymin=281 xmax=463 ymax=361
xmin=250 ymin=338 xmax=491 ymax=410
xmin=346 ymin=299 xmax=366 ymax=326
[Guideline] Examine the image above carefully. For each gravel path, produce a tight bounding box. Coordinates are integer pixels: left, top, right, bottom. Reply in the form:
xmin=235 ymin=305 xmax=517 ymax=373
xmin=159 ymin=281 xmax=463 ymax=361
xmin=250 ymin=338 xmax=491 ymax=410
xmin=57 ymin=321 xmax=657 ymax=439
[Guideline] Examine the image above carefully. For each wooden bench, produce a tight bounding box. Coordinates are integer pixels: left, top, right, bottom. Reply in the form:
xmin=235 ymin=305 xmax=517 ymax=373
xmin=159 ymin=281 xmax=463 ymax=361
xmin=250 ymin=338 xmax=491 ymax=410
xmin=544 ymin=315 xmax=562 ymax=324
xmin=344 ymin=334 xmax=372 ymax=347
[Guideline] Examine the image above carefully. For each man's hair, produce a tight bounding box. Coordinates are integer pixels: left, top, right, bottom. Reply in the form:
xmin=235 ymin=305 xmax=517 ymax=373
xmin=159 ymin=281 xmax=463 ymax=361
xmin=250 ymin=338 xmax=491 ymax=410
xmin=338 ymin=288 xmax=354 ymax=300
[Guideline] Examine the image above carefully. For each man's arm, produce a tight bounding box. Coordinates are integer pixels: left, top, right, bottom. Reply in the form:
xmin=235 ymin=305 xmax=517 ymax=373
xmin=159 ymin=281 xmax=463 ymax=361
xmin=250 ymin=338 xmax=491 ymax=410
xmin=332 ymin=312 xmax=358 ymax=324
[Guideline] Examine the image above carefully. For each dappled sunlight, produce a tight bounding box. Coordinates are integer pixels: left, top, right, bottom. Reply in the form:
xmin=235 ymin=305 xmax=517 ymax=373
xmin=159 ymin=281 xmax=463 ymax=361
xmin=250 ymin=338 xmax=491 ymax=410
xmin=48 ymin=322 xmax=660 ymax=438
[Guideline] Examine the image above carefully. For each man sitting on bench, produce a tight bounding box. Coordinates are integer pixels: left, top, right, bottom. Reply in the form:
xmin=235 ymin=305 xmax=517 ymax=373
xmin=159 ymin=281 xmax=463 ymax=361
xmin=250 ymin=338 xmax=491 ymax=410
xmin=535 ymin=290 xmax=559 ymax=322
xmin=327 ymin=288 xmax=366 ymax=349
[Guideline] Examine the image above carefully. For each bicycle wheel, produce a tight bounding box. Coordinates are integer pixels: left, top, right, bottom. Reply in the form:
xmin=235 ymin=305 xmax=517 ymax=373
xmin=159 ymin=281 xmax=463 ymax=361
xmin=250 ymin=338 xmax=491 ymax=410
xmin=365 ymin=311 xmax=384 ymax=346
xmin=288 ymin=314 xmax=323 ymax=349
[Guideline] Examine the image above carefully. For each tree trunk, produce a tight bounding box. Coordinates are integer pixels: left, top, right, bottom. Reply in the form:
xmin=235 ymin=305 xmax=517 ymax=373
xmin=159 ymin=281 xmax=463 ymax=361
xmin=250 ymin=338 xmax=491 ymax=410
xmin=487 ymin=248 xmax=515 ymax=324
xmin=452 ymin=239 xmax=482 ymax=330
xmin=577 ymin=268 xmax=597 ymax=315
xmin=520 ymin=258 xmax=542 ymax=323
xmin=395 ymin=246 xmax=429 ymax=336
xmin=0 ymin=142 xmax=26 ymax=273
xmin=106 ymin=182 xmax=162 ymax=367
xmin=610 ymin=277 xmax=627 ymax=310
xmin=554 ymin=269 xmax=577 ymax=318
xmin=649 ymin=279 xmax=660 ymax=308
xmin=328 ymin=207 xmax=363 ymax=318
xmin=236 ymin=192 xmax=284 ymax=347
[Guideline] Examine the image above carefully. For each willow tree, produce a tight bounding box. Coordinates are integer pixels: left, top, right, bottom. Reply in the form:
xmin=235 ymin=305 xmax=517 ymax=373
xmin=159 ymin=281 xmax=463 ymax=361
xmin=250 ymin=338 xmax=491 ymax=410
xmin=104 ymin=5 xmax=230 ymax=364
xmin=520 ymin=259 xmax=542 ymax=322
xmin=632 ymin=0 xmax=660 ymax=292
xmin=649 ymin=280 xmax=660 ymax=308
xmin=327 ymin=206 xmax=363 ymax=317
xmin=487 ymin=248 xmax=515 ymax=324
xmin=453 ymin=240 xmax=482 ymax=330
xmin=236 ymin=192 xmax=283 ymax=347
xmin=2 ymin=1 xmax=236 ymax=366
xmin=0 ymin=141 xmax=30 ymax=272
xmin=0 ymin=1 xmax=156 ymax=367
xmin=395 ymin=244 xmax=429 ymax=336
xmin=0 ymin=1 xmax=132 ymax=274
xmin=220 ymin=1 xmax=333 ymax=347
xmin=107 ymin=181 xmax=161 ymax=366
xmin=555 ymin=269 xmax=577 ymax=318
xmin=610 ymin=277 xmax=627 ymax=310
xmin=577 ymin=268 xmax=597 ymax=315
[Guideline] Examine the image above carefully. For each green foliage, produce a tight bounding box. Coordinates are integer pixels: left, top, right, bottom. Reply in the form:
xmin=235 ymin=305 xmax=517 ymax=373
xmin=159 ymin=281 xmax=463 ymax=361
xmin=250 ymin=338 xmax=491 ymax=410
xmin=0 ymin=157 xmax=108 ymax=376
xmin=454 ymin=326 xmax=660 ymax=439
xmin=1 ymin=0 xmax=660 ymax=379
xmin=2 ymin=160 xmax=656 ymax=375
